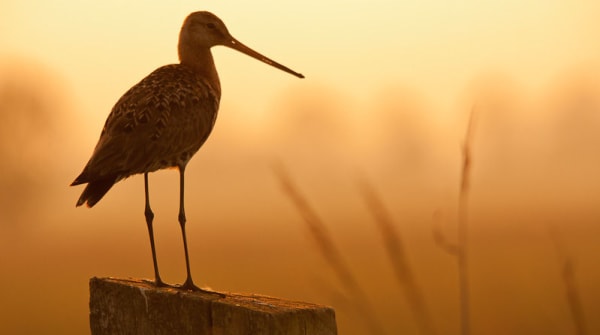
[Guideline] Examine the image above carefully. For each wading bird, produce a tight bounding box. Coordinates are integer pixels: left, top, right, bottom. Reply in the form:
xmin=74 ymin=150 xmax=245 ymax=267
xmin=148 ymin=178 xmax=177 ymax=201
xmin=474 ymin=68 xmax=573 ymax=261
xmin=71 ymin=11 xmax=303 ymax=291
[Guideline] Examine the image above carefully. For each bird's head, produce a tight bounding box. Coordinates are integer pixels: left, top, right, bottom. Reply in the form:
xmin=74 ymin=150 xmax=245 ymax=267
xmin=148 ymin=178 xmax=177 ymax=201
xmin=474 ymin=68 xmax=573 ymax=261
xmin=180 ymin=12 xmax=231 ymax=49
xmin=179 ymin=11 xmax=304 ymax=78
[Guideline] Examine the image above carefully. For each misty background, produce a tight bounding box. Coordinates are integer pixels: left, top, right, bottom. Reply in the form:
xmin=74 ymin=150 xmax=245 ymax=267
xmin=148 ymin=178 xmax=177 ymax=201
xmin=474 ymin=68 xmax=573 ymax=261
xmin=1 ymin=1 xmax=600 ymax=334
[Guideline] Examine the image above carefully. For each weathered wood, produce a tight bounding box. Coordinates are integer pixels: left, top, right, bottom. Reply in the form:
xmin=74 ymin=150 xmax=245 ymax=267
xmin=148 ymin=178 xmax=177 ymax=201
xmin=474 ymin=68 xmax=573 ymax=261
xmin=89 ymin=277 xmax=337 ymax=335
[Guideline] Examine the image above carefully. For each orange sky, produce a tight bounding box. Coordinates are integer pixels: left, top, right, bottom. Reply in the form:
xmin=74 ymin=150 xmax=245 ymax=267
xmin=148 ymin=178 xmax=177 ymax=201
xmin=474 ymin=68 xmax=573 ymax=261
xmin=3 ymin=1 xmax=600 ymax=134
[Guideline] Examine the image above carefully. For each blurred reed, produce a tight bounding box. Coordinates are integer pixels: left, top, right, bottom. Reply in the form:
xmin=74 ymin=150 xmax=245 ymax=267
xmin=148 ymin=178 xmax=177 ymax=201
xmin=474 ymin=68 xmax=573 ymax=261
xmin=433 ymin=106 xmax=477 ymax=335
xmin=273 ymin=162 xmax=386 ymax=335
xmin=358 ymin=177 xmax=437 ymax=335
xmin=547 ymin=223 xmax=588 ymax=335
xmin=432 ymin=210 xmax=459 ymax=256
xmin=457 ymin=106 xmax=477 ymax=335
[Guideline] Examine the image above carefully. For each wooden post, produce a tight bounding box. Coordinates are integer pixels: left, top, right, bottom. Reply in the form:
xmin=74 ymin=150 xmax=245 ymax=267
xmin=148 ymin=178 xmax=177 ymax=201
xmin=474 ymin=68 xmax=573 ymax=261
xmin=89 ymin=277 xmax=337 ymax=335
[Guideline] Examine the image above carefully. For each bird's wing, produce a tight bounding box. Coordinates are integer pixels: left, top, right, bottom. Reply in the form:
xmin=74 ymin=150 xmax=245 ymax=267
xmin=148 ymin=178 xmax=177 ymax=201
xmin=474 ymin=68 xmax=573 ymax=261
xmin=77 ymin=64 xmax=219 ymax=183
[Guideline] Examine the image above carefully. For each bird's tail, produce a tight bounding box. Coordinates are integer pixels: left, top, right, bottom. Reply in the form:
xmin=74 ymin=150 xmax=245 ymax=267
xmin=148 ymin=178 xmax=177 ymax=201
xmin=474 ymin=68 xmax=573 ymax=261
xmin=72 ymin=174 xmax=119 ymax=208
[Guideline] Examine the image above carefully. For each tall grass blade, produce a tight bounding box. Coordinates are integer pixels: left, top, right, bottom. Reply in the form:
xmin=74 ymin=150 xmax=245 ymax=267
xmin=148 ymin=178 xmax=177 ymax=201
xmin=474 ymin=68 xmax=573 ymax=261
xmin=273 ymin=162 xmax=386 ymax=335
xmin=358 ymin=178 xmax=438 ymax=335
xmin=457 ymin=106 xmax=477 ymax=335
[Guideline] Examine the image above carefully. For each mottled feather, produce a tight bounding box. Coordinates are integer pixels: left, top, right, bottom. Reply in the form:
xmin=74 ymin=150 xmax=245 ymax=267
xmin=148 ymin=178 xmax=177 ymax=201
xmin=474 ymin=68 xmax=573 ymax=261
xmin=72 ymin=64 xmax=220 ymax=206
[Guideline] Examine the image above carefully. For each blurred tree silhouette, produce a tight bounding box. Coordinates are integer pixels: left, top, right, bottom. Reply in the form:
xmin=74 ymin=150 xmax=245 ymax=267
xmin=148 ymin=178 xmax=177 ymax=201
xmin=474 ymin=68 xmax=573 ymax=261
xmin=0 ymin=60 xmax=66 ymax=228
xmin=549 ymin=69 xmax=600 ymax=161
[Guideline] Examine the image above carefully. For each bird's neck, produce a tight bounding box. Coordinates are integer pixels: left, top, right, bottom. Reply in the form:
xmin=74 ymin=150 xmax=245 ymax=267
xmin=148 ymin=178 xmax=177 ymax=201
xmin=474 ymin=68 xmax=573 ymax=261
xmin=178 ymin=47 xmax=221 ymax=97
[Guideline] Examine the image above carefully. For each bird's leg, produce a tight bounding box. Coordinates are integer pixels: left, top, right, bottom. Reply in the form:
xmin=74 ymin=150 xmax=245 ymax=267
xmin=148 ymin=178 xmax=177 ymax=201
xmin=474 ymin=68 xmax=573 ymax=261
xmin=144 ymin=172 xmax=167 ymax=287
xmin=177 ymin=166 xmax=201 ymax=291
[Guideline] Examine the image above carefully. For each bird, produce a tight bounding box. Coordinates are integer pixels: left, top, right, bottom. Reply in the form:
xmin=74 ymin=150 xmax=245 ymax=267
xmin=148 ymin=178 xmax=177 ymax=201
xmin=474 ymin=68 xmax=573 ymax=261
xmin=71 ymin=11 xmax=303 ymax=291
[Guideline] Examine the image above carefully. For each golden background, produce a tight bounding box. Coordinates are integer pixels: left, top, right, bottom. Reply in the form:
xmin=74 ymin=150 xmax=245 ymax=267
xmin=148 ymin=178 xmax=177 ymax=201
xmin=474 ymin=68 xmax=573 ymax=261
xmin=1 ymin=1 xmax=599 ymax=334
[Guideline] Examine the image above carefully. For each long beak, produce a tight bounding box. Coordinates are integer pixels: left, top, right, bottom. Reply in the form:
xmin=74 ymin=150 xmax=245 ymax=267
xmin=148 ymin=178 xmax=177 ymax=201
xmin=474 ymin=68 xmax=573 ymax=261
xmin=225 ymin=37 xmax=304 ymax=79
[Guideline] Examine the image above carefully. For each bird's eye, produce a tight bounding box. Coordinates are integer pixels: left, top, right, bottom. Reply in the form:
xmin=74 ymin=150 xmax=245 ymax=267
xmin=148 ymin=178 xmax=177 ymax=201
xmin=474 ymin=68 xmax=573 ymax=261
xmin=206 ymin=23 xmax=216 ymax=29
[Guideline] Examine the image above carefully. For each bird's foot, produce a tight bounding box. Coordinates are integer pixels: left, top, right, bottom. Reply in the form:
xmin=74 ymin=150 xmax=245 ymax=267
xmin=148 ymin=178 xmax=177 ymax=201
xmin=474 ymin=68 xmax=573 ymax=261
xmin=180 ymin=278 xmax=226 ymax=298
xmin=180 ymin=279 xmax=201 ymax=291
xmin=155 ymin=278 xmax=175 ymax=288
xmin=142 ymin=277 xmax=175 ymax=289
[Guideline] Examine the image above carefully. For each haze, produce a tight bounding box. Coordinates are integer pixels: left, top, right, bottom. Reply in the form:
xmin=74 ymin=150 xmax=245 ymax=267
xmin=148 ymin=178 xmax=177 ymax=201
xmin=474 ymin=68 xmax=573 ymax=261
xmin=1 ymin=1 xmax=599 ymax=334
